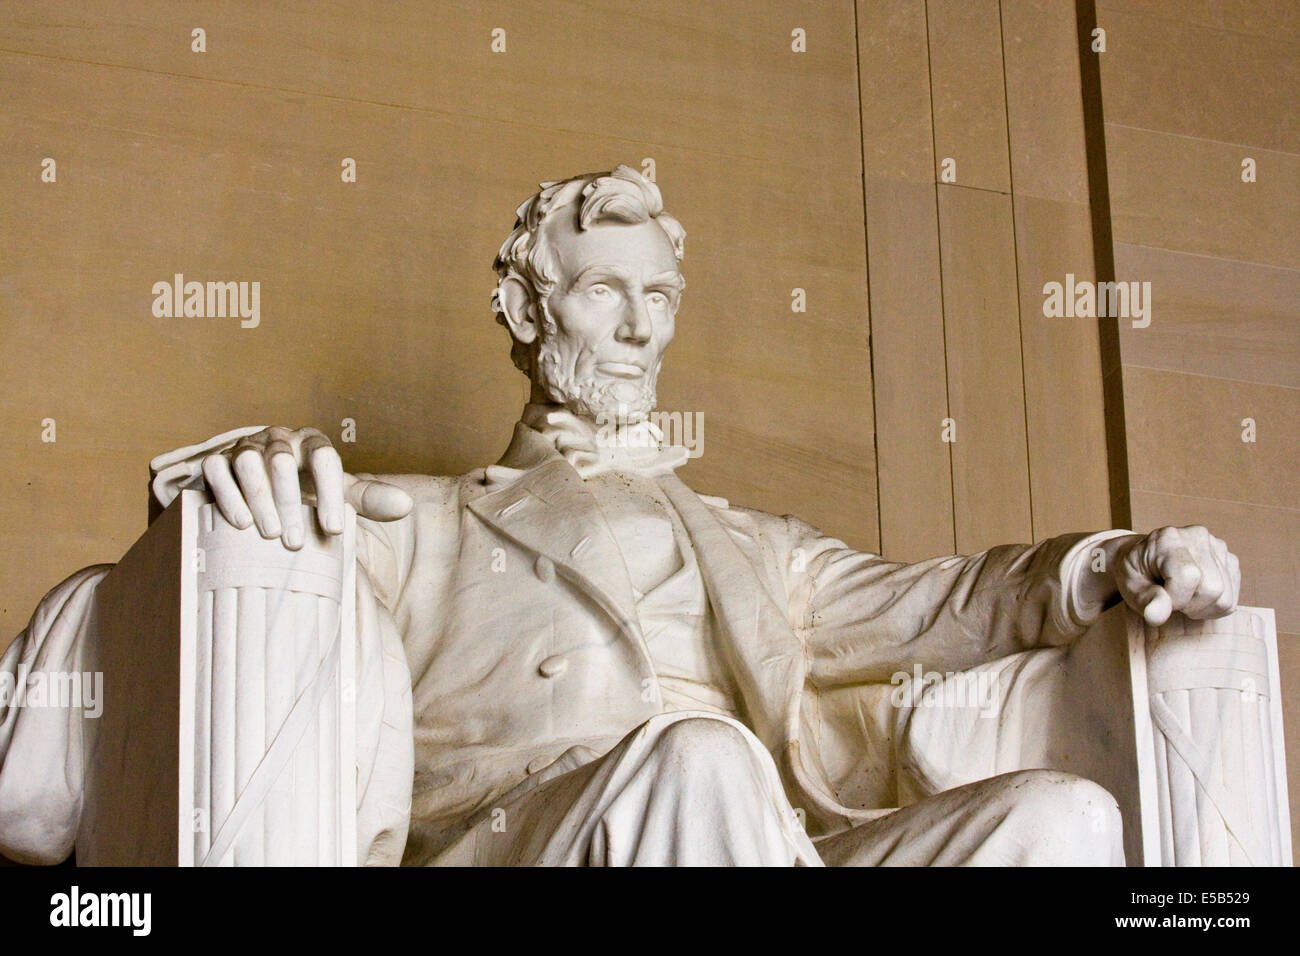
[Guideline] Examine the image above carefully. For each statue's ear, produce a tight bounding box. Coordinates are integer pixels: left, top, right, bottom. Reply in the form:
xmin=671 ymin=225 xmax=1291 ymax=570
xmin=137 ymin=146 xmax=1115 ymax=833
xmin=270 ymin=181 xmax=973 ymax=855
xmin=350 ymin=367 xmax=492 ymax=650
xmin=497 ymin=276 xmax=539 ymax=345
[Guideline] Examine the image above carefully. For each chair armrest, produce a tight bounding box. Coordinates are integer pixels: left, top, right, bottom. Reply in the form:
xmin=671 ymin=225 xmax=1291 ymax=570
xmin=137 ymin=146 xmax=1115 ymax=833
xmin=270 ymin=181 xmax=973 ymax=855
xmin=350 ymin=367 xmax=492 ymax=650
xmin=78 ymin=490 xmax=358 ymax=866
xmin=893 ymin=604 xmax=1291 ymax=866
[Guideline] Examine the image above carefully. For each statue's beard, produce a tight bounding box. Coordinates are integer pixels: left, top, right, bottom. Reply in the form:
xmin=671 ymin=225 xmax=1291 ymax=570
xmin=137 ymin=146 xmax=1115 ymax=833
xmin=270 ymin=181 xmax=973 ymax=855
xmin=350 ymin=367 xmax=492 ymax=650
xmin=535 ymin=335 xmax=661 ymax=425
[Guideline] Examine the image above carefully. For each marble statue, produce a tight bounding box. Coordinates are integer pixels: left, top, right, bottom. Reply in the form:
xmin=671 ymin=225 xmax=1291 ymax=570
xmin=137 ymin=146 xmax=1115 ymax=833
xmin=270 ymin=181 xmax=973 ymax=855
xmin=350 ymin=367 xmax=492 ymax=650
xmin=1 ymin=165 xmax=1249 ymax=866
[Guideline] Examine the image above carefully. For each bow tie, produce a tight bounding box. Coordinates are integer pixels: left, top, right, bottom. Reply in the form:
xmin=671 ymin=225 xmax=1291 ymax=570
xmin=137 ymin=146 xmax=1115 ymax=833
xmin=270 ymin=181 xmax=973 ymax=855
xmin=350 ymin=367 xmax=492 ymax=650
xmin=521 ymin=404 xmax=691 ymax=479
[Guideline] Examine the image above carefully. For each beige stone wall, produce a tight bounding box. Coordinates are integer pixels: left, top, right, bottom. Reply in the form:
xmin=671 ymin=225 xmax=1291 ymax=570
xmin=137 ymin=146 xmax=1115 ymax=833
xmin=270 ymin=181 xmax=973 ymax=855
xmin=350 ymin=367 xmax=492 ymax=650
xmin=860 ymin=0 xmax=1112 ymax=565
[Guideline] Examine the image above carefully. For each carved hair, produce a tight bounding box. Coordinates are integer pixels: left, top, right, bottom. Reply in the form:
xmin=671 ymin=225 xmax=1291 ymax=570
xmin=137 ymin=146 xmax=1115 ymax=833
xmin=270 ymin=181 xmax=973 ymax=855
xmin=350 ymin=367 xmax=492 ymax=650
xmin=492 ymin=165 xmax=686 ymax=375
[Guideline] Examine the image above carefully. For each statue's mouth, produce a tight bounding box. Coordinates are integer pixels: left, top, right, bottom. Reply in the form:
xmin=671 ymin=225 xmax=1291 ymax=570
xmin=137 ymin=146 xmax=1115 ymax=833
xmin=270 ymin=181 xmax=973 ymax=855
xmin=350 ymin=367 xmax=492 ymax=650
xmin=596 ymin=361 xmax=646 ymax=379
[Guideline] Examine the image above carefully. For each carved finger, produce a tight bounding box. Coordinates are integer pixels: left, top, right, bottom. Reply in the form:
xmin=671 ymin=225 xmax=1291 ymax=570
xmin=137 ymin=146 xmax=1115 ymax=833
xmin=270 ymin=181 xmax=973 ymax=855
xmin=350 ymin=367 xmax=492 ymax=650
xmin=201 ymin=453 xmax=253 ymax=530
xmin=1209 ymin=584 xmax=1237 ymax=617
xmin=232 ymin=446 xmax=281 ymax=539
xmin=1183 ymin=565 xmax=1225 ymax=618
xmin=1210 ymin=538 xmax=1233 ymax=584
xmin=296 ymin=426 xmax=333 ymax=459
xmin=308 ymin=444 xmax=346 ymax=535
xmin=1156 ymin=545 xmax=1201 ymax=612
xmin=262 ymin=425 xmax=297 ymax=459
xmin=344 ymin=475 xmax=413 ymax=522
xmin=266 ymin=446 xmax=305 ymax=550
xmin=1207 ymin=547 xmax=1239 ymax=616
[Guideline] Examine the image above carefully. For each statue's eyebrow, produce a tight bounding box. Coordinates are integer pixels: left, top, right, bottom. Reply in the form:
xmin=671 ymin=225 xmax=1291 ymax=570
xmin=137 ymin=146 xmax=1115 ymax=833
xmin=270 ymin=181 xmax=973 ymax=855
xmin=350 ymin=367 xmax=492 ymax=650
xmin=648 ymin=271 xmax=686 ymax=291
xmin=570 ymin=264 xmax=632 ymax=286
xmin=568 ymin=264 xmax=684 ymax=293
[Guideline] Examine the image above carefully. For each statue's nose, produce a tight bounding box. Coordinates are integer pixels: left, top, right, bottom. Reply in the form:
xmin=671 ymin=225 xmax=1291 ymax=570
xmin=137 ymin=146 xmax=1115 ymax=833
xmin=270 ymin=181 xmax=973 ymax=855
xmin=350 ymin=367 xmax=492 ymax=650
xmin=616 ymin=297 xmax=654 ymax=345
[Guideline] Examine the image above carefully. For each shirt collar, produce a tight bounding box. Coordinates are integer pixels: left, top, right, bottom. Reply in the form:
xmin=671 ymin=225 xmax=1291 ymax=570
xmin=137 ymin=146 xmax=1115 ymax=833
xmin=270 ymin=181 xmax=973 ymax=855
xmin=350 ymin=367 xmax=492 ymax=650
xmin=490 ymin=403 xmax=689 ymax=482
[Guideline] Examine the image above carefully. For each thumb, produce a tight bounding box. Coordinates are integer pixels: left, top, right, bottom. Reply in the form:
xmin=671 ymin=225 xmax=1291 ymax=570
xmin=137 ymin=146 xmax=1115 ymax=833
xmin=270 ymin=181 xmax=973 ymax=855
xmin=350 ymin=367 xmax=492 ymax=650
xmin=1115 ymin=538 xmax=1172 ymax=626
xmin=1133 ymin=583 xmax=1172 ymax=626
xmin=344 ymin=475 xmax=414 ymax=521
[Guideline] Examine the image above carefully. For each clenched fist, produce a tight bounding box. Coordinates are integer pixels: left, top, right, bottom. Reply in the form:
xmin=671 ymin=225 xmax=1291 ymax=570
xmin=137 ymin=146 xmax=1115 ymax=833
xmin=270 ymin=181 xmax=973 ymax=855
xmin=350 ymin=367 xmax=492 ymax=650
xmin=1098 ymin=526 xmax=1241 ymax=626
xmin=200 ymin=426 xmax=413 ymax=550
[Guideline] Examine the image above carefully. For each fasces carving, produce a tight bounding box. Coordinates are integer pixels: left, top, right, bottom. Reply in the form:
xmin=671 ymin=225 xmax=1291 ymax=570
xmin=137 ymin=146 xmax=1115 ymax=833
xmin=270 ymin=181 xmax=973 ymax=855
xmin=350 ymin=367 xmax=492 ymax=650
xmin=1142 ymin=608 xmax=1290 ymax=866
xmin=189 ymin=499 xmax=356 ymax=866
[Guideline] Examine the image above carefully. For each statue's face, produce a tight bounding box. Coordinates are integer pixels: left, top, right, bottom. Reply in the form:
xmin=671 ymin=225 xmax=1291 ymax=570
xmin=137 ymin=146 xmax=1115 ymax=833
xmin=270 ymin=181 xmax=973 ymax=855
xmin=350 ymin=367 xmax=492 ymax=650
xmin=534 ymin=210 xmax=682 ymax=424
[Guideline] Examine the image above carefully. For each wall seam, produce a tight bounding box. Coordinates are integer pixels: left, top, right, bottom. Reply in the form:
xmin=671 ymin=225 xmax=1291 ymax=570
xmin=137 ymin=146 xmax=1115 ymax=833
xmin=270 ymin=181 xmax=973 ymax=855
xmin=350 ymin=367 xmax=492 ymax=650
xmin=922 ymin=0 xmax=958 ymax=555
xmin=996 ymin=0 xmax=1037 ymax=543
xmin=852 ymin=0 xmax=884 ymax=557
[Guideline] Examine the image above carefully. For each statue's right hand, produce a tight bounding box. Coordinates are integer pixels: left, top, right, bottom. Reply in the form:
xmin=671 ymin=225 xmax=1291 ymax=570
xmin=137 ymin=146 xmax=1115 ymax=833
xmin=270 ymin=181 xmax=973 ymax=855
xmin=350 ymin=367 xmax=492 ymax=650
xmin=200 ymin=426 xmax=412 ymax=550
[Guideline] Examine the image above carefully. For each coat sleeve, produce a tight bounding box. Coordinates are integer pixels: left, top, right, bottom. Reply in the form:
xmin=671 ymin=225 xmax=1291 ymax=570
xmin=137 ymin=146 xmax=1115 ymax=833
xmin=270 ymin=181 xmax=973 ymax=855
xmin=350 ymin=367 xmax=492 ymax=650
xmin=0 ymin=565 xmax=110 ymax=864
xmin=351 ymin=524 xmax=415 ymax=866
xmin=350 ymin=500 xmax=420 ymax=867
xmin=777 ymin=516 xmax=1128 ymax=687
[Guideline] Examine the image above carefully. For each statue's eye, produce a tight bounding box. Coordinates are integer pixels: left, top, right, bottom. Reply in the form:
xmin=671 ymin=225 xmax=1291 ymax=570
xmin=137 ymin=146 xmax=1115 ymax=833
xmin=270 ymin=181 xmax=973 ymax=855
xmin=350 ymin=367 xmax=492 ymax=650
xmin=647 ymin=292 xmax=669 ymax=309
xmin=588 ymin=284 xmax=613 ymax=299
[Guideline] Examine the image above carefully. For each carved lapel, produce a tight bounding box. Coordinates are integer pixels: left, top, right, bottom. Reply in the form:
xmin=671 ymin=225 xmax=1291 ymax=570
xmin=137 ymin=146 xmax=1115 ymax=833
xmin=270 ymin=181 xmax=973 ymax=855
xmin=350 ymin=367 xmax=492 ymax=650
xmin=657 ymin=472 xmax=805 ymax=746
xmin=467 ymin=456 xmax=648 ymax=662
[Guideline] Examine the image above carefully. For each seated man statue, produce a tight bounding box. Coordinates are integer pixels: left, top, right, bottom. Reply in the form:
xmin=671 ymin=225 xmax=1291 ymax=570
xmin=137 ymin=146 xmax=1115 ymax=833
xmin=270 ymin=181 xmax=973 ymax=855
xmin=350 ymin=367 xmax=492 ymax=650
xmin=0 ymin=166 xmax=1241 ymax=866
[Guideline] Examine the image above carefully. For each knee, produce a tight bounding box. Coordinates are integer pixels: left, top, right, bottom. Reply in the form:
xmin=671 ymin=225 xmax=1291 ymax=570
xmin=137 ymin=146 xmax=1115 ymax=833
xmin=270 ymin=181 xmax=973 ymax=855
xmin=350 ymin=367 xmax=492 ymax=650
xmin=998 ymin=770 xmax=1124 ymax=864
xmin=652 ymin=717 xmax=757 ymax=774
xmin=599 ymin=717 xmax=800 ymax=865
xmin=1001 ymin=770 xmax=1117 ymax=813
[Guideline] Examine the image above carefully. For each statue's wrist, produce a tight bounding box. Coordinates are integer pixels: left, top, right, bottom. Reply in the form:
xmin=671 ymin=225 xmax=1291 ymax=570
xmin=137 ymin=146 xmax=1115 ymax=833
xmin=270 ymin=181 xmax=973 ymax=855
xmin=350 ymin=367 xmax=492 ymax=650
xmin=1061 ymin=529 xmax=1139 ymax=631
xmin=1083 ymin=533 xmax=1142 ymax=608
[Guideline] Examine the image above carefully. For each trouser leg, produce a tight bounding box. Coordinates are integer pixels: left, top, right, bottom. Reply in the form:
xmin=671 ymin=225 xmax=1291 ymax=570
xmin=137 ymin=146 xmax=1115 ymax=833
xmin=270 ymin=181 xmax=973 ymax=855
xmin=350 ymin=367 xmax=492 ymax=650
xmin=449 ymin=712 xmax=821 ymax=866
xmin=815 ymin=769 xmax=1125 ymax=866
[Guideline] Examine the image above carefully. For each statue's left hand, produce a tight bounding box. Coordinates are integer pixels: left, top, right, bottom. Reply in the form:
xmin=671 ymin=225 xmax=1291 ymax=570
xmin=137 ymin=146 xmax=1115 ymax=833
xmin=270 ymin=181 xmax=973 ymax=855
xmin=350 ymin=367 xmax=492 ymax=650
xmin=1111 ymin=526 xmax=1240 ymax=626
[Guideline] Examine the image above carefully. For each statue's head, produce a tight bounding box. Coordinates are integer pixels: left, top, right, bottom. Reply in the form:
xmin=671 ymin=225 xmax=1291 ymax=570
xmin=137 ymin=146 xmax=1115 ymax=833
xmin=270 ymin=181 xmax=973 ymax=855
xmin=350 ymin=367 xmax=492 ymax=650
xmin=492 ymin=165 xmax=685 ymax=424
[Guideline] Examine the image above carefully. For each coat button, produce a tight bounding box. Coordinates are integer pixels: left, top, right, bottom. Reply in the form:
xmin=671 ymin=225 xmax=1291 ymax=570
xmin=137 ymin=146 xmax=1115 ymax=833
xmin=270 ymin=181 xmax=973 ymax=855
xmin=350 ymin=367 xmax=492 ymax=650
xmin=534 ymin=555 xmax=555 ymax=582
xmin=538 ymin=655 xmax=568 ymax=678
xmin=526 ymin=755 xmax=552 ymax=775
